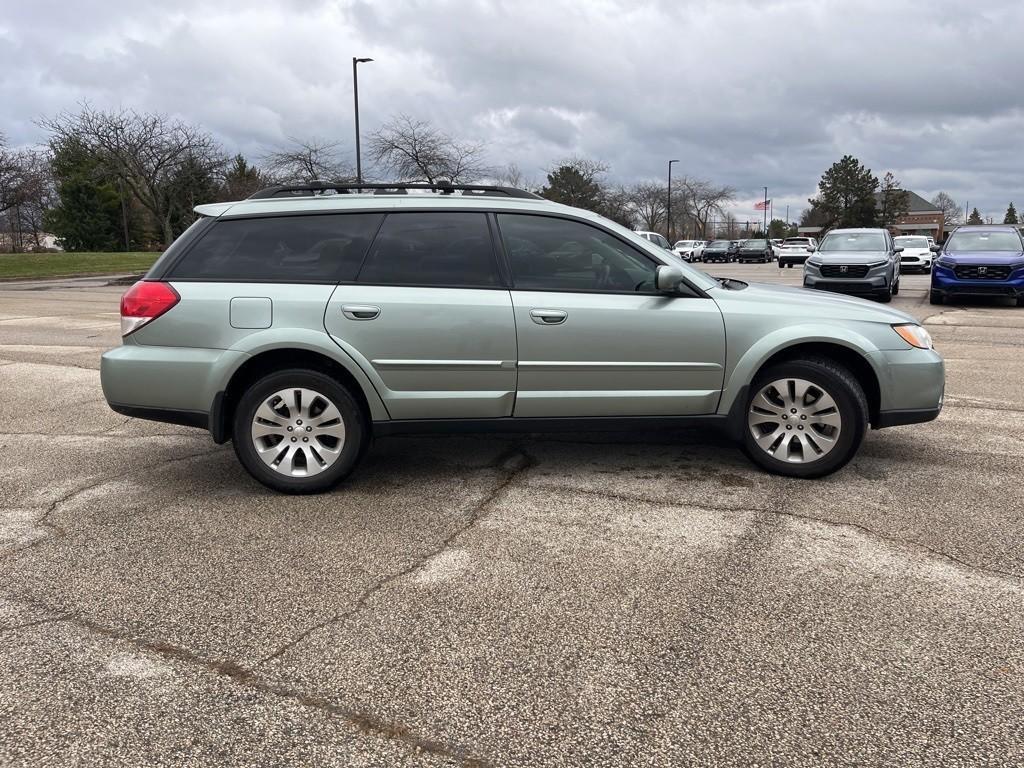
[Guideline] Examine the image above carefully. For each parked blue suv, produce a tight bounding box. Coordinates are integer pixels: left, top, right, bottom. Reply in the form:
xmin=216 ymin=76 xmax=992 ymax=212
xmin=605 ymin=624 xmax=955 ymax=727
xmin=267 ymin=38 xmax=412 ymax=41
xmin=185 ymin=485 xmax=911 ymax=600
xmin=930 ymin=225 xmax=1024 ymax=306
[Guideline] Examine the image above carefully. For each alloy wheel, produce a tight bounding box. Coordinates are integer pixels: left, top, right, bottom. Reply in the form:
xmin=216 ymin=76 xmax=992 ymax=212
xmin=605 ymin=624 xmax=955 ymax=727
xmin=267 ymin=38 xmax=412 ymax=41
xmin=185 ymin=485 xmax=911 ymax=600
xmin=250 ymin=387 xmax=347 ymax=477
xmin=747 ymin=378 xmax=842 ymax=463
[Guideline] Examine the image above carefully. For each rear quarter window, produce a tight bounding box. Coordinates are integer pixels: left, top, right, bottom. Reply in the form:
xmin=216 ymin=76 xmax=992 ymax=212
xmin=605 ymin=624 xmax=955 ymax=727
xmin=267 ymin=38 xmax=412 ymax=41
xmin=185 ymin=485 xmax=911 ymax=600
xmin=168 ymin=213 xmax=384 ymax=282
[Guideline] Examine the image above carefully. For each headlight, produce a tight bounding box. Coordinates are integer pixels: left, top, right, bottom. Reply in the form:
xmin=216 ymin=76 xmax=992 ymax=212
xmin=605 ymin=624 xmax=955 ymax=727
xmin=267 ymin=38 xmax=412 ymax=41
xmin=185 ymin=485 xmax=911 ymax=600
xmin=867 ymin=260 xmax=888 ymax=268
xmin=892 ymin=323 xmax=933 ymax=350
xmin=806 ymin=258 xmax=822 ymax=267
xmin=937 ymin=257 xmax=956 ymax=268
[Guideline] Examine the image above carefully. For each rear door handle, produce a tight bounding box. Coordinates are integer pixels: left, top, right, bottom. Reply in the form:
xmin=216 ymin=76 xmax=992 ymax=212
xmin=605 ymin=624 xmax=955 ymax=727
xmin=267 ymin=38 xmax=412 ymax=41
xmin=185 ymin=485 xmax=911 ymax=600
xmin=530 ymin=309 xmax=567 ymax=325
xmin=342 ymin=304 xmax=381 ymax=321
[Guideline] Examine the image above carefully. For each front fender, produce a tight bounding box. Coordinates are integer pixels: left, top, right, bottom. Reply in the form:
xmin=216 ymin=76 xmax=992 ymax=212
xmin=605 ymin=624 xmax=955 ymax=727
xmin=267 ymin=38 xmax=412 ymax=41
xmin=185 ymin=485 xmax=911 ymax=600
xmin=717 ymin=324 xmax=882 ymax=416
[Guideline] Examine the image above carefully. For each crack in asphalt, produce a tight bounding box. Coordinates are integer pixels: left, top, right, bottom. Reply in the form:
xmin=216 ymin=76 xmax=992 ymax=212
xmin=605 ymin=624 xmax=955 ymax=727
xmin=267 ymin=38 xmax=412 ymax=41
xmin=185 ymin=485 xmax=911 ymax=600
xmin=0 ymin=445 xmax=227 ymax=567
xmin=255 ymin=446 xmax=537 ymax=670
xmin=0 ymin=590 xmax=490 ymax=766
xmin=0 ymin=444 xmax=538 ymax=766
xmin=0 ymin=610 xmax=78 ymax=633
xmin=530 ymin=483 xmax=1022 ymax=584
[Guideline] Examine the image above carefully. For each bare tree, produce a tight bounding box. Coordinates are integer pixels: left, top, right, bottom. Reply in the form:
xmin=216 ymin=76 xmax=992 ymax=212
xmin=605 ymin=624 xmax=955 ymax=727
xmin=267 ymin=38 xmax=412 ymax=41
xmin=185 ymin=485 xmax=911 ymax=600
xmin=42 ymin=105 xmax=225 ymax=247
xmin=0 ymin=139 xmax=54 ymax=252
xmin=625 ymin=181 xmax=667 ymax=231
xmin=368 ymin=114 xmax=491 ymax=183
xmin=930 ymin=191 xmax=963 ymax=228
xmin=679 ymin=177 xmax=735 ymax=238
xmin=262 ymin=137 xmax=353 ymax=184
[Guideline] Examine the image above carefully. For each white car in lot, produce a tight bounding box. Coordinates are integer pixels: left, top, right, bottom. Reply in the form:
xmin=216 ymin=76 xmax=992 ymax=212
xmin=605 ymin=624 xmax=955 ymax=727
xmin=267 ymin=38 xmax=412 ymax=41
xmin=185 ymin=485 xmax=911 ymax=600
xmin=894 ymin=235 xmax=933 ymax=273
xmin=672 ymin=239 xmax=705 ymax=262
xmin=635 ymin=231 xmax=672 ymax=250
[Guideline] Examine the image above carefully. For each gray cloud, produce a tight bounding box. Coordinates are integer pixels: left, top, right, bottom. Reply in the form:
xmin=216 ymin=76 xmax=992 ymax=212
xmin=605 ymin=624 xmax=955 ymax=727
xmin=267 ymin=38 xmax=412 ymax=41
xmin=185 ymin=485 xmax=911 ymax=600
xmin=2 ymin=0 xmax=1022 ymax=221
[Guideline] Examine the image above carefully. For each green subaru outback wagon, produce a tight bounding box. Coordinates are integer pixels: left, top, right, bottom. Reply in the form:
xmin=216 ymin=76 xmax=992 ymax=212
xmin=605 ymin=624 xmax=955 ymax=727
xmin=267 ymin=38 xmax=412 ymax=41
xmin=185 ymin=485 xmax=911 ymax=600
xmin=101 ymin=183 xmax=944 ymax=493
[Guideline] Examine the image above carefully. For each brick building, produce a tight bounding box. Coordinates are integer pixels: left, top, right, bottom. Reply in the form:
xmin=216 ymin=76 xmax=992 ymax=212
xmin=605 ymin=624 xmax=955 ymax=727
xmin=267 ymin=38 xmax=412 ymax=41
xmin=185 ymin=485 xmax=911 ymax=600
xmin=877 ymin=190 xmax=945 ymax=241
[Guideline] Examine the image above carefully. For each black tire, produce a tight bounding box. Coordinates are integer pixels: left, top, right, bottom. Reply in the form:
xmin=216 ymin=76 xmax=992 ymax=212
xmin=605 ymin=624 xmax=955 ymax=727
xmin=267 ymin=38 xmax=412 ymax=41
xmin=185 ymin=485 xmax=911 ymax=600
xmin=929 ymin=290 xmax=944 ymax=305
xmin=232 ymin=368 xmax=367 ymax=494
xmin=892 ymin=274 xmax=900 ymax=295
xmin=740 ymin=357 xmax=869 ymax=479
xmin=1016 ymin=295 xmax=1024 ymax=308
xmin=877 ymin=290 xmax=892 ymax=303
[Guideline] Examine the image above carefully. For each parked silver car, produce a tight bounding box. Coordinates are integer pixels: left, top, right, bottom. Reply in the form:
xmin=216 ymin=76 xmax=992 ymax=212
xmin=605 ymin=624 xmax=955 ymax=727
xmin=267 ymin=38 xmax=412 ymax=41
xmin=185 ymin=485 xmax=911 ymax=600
xmin=101 ymin=183 xmax=944 ymax=493
xmin=803 ymin=228 xmax=902 ymax=302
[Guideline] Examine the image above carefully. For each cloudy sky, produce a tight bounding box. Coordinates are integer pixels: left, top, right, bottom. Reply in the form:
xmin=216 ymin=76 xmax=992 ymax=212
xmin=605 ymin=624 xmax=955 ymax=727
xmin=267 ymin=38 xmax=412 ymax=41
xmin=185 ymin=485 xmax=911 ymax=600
xmin=2 ymin=0 xmax=1022 ymax=222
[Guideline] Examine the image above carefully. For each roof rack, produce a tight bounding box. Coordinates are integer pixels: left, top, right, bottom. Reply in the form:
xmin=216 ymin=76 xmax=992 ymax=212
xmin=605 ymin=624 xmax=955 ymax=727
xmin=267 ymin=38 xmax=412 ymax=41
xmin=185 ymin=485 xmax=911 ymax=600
xmin=247 ymin=181 xmax=542 ymax=200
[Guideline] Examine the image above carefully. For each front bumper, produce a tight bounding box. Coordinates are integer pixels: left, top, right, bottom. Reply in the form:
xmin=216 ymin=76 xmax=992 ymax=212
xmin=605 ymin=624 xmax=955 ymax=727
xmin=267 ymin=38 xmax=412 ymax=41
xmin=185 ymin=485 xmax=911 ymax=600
xmin=931 ymin=263 xmax=1024 ymax=298
xmin=899 ymin=255 xmax=932 ymax=271
xmin=803 ymin=264 xmax=891 ymax=295
xmin=868 ymin=347 xmax=945 ymax=427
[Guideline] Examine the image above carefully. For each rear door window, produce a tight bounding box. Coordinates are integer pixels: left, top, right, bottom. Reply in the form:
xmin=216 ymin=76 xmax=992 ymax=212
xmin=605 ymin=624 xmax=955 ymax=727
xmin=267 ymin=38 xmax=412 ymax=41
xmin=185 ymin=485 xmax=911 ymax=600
xmin=357 ymin=212 xmax=500 ymax=287
xmin=169 ymin=213 xmax=383 ymax=282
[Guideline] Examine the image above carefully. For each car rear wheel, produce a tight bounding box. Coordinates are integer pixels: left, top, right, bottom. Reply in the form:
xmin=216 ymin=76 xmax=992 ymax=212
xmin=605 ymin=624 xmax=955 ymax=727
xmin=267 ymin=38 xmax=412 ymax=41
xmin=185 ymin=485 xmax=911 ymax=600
xmin=233 ymin=368 xmax=367 ymax=494
xmin=741 ymin=357 xmax=868 ymax=478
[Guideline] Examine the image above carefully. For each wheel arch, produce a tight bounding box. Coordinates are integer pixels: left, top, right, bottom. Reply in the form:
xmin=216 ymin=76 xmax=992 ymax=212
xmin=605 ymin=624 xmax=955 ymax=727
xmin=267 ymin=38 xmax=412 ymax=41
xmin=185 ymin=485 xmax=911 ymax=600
xmin=720 ymin=332 xmax=883 ymax=430
xmin=214 ymin=345 xmax=388 ymax=443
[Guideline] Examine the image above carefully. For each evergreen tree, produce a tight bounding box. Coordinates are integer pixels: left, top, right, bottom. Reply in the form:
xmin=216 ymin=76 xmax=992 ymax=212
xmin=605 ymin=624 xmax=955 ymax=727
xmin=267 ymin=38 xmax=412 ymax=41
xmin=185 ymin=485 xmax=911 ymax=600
xmin=43 ymin=136 xmax=124 ymax=251
xmin=967 ymin=207 xmax=983 ymax=224
xmin=808 ymin=155 xmax=879 ymax=229
xmin=1003 ymin=202 xmax=1018 ymax=224
xmin=877 ymin=171 xmax=909 ymax=227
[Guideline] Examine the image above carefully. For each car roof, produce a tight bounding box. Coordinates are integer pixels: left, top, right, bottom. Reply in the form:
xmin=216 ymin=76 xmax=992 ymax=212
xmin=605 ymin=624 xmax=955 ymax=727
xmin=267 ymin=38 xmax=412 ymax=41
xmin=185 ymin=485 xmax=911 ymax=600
xmin=195 ymin=192 xmax=579 ymax=220
xmin=824 ymin=228 xmax=887 ymax=234
xmin=951 ymin=224 xmax=1021 ymax=232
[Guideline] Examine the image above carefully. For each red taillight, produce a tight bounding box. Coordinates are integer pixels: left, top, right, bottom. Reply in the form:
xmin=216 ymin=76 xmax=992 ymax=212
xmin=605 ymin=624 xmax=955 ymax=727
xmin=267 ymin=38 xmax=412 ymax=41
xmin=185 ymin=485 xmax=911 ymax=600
xmin=120 ymin=280 xmax=180 ymax=336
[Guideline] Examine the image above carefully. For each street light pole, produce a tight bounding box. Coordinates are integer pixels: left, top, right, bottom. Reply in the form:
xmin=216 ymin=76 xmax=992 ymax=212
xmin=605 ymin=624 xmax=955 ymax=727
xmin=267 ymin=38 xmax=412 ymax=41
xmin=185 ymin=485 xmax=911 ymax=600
xmin=763 ymin=186 xmax=768 ymax=236
xmin=667 ymin=159 xmax=679 ymax=243
xmin=352 ymin=57 xmax=373 ymax=184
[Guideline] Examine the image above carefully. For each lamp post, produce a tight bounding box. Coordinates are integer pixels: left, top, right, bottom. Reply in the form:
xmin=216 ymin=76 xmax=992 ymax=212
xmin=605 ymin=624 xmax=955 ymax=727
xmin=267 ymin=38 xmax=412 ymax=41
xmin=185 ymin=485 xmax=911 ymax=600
xmin=667 ymin=159 xmax=679 ymax=243
xmin=352 ymin=57 xmax=373 ymax=184
xmin=762 ymin=186 xmax=768 ymax=237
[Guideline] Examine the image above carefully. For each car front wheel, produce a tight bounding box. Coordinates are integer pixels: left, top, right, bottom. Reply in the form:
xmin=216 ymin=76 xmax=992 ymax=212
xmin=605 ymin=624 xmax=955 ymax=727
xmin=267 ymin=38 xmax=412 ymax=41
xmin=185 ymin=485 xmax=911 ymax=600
xmin=742 ymin=357 xmax=868 ymax=478
xmin=233 ymin=368 xmax=367 ymax=494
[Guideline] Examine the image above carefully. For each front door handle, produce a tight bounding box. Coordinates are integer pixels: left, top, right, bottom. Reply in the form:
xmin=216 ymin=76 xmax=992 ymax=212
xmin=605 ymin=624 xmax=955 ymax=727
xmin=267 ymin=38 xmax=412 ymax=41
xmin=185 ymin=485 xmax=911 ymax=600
xmin=530 ymin=308 xmax=567 ymax=325
xmin=342 ymin=304 xmax=381 ymax=321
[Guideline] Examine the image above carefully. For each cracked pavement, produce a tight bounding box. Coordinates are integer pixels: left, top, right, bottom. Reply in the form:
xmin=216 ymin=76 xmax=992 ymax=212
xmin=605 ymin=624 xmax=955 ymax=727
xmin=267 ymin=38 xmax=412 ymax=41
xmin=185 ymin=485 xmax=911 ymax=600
xmin=0 ymin=269 xmax=1022 ymax=767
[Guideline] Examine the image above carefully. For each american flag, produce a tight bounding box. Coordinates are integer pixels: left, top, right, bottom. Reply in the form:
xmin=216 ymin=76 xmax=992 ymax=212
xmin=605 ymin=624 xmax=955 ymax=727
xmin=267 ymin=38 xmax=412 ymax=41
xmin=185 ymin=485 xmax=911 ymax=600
xmin=754 ymin=200 xmax=771 ymax=211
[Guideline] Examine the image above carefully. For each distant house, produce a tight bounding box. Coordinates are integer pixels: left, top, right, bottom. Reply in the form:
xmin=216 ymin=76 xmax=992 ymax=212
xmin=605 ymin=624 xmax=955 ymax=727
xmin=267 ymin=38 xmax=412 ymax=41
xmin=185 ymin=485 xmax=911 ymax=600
xmin=796 ymin=190 xmax=945 ymax=241
xmin=877 ymin=190 xmax=945 ymax=241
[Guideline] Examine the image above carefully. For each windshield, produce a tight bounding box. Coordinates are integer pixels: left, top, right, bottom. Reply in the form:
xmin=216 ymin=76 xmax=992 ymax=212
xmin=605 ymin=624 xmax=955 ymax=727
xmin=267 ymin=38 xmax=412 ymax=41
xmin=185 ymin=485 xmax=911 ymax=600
xmin=743 ymin=240 xmax=767 ymax=248
xmin=709 ymin=240 xmax=730 ymax=247
xmin=895 ymin=236 xmax=929 ymax=248
xmin=782 ymin=239 xmax=809 ymax=245
xmin=674 ymin=241 xmax=693 ymax=247
xmin=945 ymin=230 xmax=1023 ymax=252
xmin=819 ymin=232 xmax=886 ymax=251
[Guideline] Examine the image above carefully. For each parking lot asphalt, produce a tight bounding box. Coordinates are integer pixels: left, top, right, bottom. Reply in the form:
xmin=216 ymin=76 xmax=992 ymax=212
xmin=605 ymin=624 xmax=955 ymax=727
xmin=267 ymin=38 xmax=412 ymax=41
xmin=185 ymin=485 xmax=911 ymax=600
xmin=1 ymin=265 xmax=1022 ymax=767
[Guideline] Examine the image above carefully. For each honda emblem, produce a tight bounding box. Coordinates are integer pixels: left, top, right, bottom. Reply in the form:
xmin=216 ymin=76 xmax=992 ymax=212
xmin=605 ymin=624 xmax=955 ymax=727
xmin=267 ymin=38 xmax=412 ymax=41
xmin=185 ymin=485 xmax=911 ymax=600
xmin=978 ymin=266 xmax=988 ymax=274
xmin=840 ymin=265 xmax=848 ymax=273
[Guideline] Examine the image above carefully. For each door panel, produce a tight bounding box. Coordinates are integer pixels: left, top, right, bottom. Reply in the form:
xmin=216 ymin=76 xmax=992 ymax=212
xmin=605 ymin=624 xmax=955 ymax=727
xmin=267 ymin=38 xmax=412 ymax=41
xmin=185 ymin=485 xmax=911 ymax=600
xmin=325 ymin=286 xmax=517 ymax=419
xmin=511 ymin=291 xmax=726 ymax=417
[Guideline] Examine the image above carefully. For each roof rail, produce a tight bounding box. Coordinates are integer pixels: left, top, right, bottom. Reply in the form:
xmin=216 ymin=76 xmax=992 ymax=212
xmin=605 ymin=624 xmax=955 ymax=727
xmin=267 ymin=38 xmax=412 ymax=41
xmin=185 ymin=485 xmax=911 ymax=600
xmin=247 ymin=181 xmax=542 ymax=200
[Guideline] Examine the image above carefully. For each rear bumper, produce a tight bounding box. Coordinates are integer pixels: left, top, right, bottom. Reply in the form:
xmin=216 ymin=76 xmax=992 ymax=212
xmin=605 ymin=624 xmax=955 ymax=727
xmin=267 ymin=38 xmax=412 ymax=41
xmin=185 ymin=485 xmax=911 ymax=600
xmin=101 ymin=343 xmax=244 ymax=438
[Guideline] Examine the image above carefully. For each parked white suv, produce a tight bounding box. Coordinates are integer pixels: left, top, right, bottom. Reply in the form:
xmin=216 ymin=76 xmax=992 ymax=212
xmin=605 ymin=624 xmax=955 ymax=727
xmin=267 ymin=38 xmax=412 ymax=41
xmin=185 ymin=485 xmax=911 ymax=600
xmin=894 ymin=235 xmax=933 ymax=273
xmin=672 ymin=240 xmax=705 ymax=262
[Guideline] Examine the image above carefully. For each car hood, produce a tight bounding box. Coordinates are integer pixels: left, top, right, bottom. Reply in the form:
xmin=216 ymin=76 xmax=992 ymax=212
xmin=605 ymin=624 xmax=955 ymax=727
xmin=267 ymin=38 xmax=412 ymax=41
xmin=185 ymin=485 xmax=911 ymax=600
xmin=814 ymin=250 xmax=888 ymax=264
xmin=940 ymin=250 xmax=1024 ymax=264
xmin=710 ymin=280 xmax=916 ymax=324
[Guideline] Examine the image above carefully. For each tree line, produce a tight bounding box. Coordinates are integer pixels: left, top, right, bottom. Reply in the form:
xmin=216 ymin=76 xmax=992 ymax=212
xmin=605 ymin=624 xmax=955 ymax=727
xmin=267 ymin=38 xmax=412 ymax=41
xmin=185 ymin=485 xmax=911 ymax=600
xmin=0 ymin=106 xmax=737 ymax=253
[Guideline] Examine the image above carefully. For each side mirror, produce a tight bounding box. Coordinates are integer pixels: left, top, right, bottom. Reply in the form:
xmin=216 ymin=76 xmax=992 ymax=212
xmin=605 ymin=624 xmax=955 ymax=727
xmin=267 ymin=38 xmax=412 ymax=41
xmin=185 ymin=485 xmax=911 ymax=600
xmin=893 ymin=246 xmax=904 ymax=253
xmin=656 ymin=264 xmax=684 ymax=292
xmin=930 ymin=245 xmax=941 ymax=253
xmin=806 ymin=247 xmax=815 ymax=253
